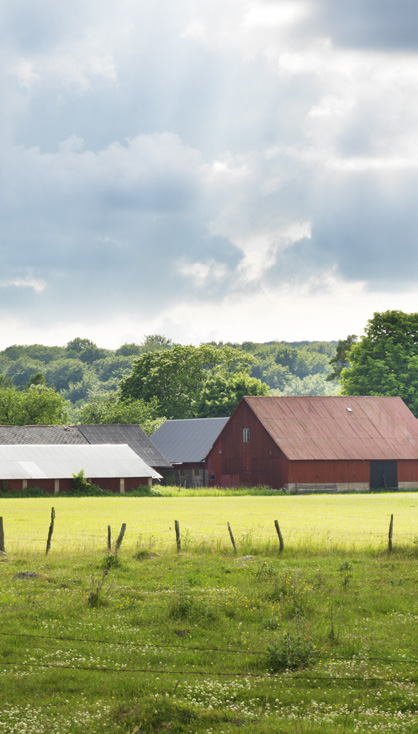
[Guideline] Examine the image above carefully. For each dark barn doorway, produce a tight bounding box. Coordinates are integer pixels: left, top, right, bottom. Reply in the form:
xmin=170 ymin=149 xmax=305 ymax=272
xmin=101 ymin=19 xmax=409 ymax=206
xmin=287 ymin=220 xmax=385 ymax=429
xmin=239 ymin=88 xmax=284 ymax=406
xmin=370 ymin=460 xmax=398 ymax=490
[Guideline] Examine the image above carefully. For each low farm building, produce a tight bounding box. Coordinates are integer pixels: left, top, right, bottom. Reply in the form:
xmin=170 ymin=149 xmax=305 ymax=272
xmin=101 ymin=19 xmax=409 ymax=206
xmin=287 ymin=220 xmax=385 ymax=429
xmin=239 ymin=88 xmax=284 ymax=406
xmin=206 ymin=396 xmax=418 ymax=492
xmin=0 ymin=443 xmax=161 ymax=494
xmin=151 ymin=417 xmax=228 ymax=487
xmin=0 ymin=424 xmax=173 ymax=482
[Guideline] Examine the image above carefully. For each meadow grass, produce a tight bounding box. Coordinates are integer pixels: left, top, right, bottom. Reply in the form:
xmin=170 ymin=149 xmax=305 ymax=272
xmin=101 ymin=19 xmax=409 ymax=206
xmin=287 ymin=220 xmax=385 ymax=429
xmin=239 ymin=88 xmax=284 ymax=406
xmin=0 ymin=494 xmax=416 ymax=733
xmin=0 ymin=492 xmax=416 ymax=555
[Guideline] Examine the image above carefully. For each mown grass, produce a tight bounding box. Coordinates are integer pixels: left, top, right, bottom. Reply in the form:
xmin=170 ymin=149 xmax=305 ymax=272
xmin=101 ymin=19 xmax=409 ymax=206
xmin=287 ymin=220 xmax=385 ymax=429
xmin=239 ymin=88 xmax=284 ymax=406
xmin=0 ymin=494 xmax=416 ymax=733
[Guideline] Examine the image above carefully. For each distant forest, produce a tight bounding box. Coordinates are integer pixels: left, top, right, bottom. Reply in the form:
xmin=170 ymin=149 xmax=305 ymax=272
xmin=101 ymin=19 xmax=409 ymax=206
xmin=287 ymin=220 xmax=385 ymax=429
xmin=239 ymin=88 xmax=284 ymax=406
xmin=0 ymin=336 xmax=339 ymax=423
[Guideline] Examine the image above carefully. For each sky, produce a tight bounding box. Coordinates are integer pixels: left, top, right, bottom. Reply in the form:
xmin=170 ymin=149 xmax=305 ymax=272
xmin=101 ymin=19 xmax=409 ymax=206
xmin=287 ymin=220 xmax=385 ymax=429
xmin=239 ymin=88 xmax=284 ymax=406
xmin=1 ymin=0 xmax=417 ymax=349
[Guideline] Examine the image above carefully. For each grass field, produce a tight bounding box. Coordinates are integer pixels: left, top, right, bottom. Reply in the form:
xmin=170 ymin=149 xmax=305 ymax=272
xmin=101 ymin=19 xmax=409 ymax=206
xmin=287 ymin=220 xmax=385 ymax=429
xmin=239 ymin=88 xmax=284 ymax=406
xmin=0 ymin=493 xmax=416 ymax=733
xmin=0 ymin=492 xmax=416 ymax=555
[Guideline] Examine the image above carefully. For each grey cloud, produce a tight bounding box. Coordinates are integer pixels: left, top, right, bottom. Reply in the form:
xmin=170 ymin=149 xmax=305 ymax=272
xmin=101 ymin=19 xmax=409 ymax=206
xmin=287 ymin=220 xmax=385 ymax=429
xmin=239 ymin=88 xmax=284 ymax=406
xmin=305 ymin=0 xmax=418 ymax=51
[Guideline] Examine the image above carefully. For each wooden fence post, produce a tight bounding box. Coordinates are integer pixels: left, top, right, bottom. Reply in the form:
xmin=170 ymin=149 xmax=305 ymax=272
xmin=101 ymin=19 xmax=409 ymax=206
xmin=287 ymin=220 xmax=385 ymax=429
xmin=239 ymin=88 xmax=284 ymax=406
xmin=45 ymin=507 xmax=55 ymax=555
xmin=274 ymin=520 xmax=284 ymax=552
xmin=175 ymin=520 xmax=181 ymax=552
xmin=107 ymin=525 xmax=111 ymax=553
xmin=388 ymin=514 xmax=394 ymax=552
xmin=227 ymin=522 xmax=237 ymax=554
xmin=0 ymin=517 xmax=4 ymax=554
xmin=115 ymin=523 xmax=126 ymax=555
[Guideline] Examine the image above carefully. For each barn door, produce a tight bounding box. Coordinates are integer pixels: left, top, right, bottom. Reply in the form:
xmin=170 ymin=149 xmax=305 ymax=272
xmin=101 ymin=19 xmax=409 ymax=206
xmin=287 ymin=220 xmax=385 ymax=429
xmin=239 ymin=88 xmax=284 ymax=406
xmin=370 ymin=461 xmax=398 ymax=490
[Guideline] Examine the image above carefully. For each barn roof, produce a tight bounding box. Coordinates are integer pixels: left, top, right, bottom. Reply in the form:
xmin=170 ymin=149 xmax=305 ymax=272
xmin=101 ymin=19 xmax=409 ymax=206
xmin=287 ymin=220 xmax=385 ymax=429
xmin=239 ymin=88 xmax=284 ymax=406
xmin=77 ymin=424 xmax=172 ymax=469
xmin=0 ymin=424 xmax=172 ymax=470
xmin=0 ymin=425 xmax=87 ymax=445
xmin=151 ymin=417 xmax=229 ymax=463
xmin=243 ymin=396 xmax=418 ymax=461
xmin=0 ymin=444 xmax=161 ymax=480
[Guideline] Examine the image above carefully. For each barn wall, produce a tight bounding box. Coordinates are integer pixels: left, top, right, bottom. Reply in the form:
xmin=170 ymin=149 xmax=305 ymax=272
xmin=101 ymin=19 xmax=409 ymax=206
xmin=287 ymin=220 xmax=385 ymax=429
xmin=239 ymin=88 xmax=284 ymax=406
xmin=173 ymin=462 xmax=207 ymax=488
xmin=1 ymin=477 xmax=153 ymax=494
xmin=207 ymin=401 xmax=286 ymax=489
xmin=398 ymin=460 xmax=418 ymax=489
xmin=91 ymin=477 xmax=151 ymax=493
xmin=287 ymin=460 xmax=369 ymax=485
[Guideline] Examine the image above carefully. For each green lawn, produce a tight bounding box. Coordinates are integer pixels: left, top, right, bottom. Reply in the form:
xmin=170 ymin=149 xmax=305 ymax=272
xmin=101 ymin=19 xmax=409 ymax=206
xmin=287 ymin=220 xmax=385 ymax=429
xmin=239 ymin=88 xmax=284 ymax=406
xmin=0 ymin=493 xmax=416 ymax=733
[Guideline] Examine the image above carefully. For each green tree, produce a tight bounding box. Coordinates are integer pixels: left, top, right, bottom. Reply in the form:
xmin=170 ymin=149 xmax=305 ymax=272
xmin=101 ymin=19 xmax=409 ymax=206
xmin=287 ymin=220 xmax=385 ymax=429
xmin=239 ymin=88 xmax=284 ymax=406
xmin=0 ymin=384 xmax=68 ymax=425
xmin=45 ymin=359 xmax=85 ymax=391
xmin=120 ymin=344 xmax=257 ymax=419
xmin=341 ymin=311 xmax=418 ymax=415
xmin=5 ymin=357 xmax=45 ymax=388
xmin=196 ymin=370 xmax=269 ymax=417
xmin=65 ymin=337 xmax=109 ymax=363
xmin=327 ymin=335 xmax=357 ymax=382
xmin=77 ymin=394 xmax=164 ymax=435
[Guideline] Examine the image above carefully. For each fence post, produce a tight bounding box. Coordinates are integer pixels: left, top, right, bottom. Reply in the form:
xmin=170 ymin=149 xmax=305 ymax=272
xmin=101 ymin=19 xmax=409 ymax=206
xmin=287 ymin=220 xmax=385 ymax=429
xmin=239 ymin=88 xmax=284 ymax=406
xmin=0 ymin=517 xmax=4 ymax=554
xmin=388 ymin=514 xmax=394 ymax=552
xmin=274 ymin=520 xmax=284 ymax=552
xmin=107 ymin=525 xmax=111 ymax=553
xmin=45 ymin=507 xmax=55 ymax=555
xmin=175 ymin=520 xmax=181 ymax=552
xmin=115 ymin=523 xmax=126 ymax=555
xmin=227 ymin=522 xmax=237 ymax=554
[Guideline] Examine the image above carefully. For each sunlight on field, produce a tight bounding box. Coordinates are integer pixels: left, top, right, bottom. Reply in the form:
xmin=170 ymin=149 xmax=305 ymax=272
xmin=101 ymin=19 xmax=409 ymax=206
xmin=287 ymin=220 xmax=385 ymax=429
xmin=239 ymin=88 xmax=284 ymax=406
xmin=0 ymin=493 xmax=416 ymax=555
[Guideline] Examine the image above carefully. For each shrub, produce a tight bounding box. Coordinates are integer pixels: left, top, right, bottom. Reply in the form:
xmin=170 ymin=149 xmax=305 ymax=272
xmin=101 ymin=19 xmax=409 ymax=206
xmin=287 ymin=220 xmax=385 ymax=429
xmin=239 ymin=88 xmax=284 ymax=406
xmin=127 ymin=485 xmax=162 ymax=497
xmin=70 ymin=469 xmax=110 ymax=496
xmin=267 ymin=630 xmax=316 ymax=671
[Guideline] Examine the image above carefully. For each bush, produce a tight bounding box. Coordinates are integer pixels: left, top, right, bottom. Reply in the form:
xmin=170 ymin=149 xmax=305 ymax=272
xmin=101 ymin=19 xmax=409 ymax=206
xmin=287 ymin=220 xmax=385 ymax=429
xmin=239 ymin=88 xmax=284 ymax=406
xmin=127 ymin=485 xmax=162 ymax=497
xmin=267 ymin=630 xmax=316 ymax=671
xmin=0 ymin=486 xmax=50 ymax=498
xmin=70 ymin=469 xmax=111 ymax=496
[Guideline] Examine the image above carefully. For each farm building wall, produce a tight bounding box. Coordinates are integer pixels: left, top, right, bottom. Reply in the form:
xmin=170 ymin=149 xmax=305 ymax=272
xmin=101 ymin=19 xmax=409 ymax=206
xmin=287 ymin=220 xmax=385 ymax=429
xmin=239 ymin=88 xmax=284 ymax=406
xmin=174 ymin=462 xmax=207 ymax=488
xmin=207 ymin=400 xmax=287 ymax=489
xmin=287 ymin=460 xmax=369 ymax=485
xmin=1 ymin=477 xmax=152 ymax=494
xmin=398 ymin=461 xmax=418 ymax=489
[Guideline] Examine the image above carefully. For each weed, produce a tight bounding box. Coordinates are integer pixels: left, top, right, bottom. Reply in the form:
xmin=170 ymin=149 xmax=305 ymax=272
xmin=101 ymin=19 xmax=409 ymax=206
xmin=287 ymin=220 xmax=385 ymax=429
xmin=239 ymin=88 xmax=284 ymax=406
xmin=266 ymin=628 xmax=316 ymax=671
xmin=87 ymin=568 xmax=112 ymax=607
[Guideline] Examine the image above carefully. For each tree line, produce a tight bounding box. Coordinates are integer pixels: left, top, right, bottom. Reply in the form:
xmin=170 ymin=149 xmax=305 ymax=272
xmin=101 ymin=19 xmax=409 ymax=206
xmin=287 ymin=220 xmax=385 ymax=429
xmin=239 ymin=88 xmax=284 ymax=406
xmin=0 ymin=310 xmax=416 ymax=429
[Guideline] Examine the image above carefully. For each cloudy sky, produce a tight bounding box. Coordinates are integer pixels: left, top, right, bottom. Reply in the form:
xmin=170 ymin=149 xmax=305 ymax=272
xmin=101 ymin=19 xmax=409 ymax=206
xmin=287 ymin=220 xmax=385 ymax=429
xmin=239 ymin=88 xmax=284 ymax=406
xmin=1 ymin=0 xmax=417 ymax=349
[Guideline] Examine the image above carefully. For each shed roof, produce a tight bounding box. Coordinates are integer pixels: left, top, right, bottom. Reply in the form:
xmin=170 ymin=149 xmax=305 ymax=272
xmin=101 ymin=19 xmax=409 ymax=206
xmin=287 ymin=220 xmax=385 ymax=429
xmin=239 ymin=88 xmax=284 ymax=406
xmin=0 ymin=444 xmax=161 ymax=480
xmin=77 ymin=424 xmax=172 ymax=469
xmin=0 ymin=425 xmax=87 ymax=445
xmin=243 ymin=396 xmax=418 ymax=461
xmin=151 ymin=417 xmax=229 ymax=463
xmin=0 ymin=424 xmax=172 ymax=470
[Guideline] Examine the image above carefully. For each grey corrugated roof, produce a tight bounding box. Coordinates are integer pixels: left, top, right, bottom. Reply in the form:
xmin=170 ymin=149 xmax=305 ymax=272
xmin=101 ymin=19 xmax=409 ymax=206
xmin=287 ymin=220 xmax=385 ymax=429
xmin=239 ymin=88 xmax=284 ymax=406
xmin=151 ymin=418 xmax=229 ymax=463
xmin=0 ymin=425 xmax=88 ymax=445
xmin=77 ymin=424 xmax=172 ymax=469
xmin=0 ymin=444 xmax=161 ymax=480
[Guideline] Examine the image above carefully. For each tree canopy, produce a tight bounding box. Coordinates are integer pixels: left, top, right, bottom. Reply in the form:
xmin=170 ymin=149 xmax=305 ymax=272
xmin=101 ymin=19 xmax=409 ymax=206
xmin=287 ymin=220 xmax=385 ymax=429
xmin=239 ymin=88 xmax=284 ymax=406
xmin=120 ymin=344 xmax=264 ymax=419
xmin=0 ymin=384 xmax=68 ymax=425
xmin=341 ymin=311 xmax=418 ymax=416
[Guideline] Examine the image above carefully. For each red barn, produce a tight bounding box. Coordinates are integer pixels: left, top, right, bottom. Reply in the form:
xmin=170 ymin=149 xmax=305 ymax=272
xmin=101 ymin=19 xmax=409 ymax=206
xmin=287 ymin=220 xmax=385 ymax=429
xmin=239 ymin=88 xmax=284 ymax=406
xmin=206 ymin=396 xmax=418 ymax=492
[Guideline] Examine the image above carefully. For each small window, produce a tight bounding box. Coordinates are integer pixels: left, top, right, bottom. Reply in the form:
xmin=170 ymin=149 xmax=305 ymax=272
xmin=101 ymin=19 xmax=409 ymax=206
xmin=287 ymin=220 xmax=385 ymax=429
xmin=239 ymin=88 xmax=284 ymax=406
xmin=243 ymin=427 xmax=250 ymax=443
xmin=193 ymin=469 xmax=200 ymax=477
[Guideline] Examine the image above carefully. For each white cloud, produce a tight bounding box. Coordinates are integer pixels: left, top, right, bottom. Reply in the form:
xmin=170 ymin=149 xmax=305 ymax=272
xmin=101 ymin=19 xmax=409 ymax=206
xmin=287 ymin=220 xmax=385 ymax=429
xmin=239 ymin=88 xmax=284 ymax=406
xmin=234 ymin=222 xmax=312 ymax=284
xmin=0 ymin=277 xmax=46 ymax=294
xmin=178 ymin=260 xmax=227 ymax=285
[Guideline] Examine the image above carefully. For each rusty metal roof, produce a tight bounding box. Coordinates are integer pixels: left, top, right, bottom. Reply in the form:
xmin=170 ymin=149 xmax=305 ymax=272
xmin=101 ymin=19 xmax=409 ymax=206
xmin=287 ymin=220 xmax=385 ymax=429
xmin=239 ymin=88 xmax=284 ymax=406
xmin=244 ymin=396 xmax=418 ymax=461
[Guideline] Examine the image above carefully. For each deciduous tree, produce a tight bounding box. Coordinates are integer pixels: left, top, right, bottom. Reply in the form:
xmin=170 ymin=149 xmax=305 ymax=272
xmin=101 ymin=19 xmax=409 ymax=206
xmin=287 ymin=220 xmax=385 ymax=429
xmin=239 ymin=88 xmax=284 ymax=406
xmin=341 ymin=311 xmax=418 ymax=416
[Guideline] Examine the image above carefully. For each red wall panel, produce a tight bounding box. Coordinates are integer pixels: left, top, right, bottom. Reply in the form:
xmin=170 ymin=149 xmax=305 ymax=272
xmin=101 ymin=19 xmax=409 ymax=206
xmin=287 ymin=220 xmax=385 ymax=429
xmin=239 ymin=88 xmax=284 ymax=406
xmin=398 ymin=461 xmax=418 ymax=481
